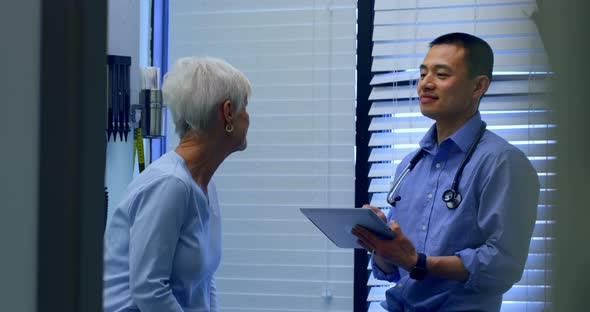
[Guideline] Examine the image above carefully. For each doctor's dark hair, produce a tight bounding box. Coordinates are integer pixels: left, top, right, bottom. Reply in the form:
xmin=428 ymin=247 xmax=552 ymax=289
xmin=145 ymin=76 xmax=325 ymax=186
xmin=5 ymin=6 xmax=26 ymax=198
xmin=162 ymin=56 xmax=251 ymax=139
xmin=430 ymin=32 xmax=494 ymax=82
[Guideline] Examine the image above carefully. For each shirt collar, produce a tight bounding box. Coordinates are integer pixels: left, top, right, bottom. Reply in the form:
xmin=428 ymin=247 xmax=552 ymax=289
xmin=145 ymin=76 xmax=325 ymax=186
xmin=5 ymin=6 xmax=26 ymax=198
xmin=419 ymin=112 xmax=483 ymax=153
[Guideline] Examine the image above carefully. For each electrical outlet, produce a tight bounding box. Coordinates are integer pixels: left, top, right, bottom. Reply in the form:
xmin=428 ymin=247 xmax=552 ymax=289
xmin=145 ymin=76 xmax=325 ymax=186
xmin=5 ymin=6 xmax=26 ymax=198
xmin=322 ymin=287 xmax=333 ymax=302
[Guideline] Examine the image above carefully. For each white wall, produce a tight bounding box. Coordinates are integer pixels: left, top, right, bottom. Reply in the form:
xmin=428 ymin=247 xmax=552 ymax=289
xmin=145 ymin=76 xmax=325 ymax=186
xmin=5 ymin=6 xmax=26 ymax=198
xmin=0 ymin=1 xmax=40 ymax=311
xmin=105 ymin=0 xmax=149 ymax=218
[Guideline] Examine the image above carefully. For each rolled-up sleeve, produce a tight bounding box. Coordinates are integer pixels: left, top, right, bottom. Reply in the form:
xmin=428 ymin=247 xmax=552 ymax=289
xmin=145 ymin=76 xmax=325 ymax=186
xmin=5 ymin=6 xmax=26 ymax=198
xmin=128 ymin=176 xmax=188 ymax=312
xmin=457 ymin=149 xmax=539 ymax=292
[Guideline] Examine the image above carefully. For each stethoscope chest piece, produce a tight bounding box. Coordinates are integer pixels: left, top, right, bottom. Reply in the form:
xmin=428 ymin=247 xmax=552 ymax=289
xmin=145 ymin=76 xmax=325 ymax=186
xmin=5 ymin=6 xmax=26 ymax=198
xmin=386 ymin=121 xmax=486 ymax=210
xmin=442 ymin=189 xmax=461 ymax=209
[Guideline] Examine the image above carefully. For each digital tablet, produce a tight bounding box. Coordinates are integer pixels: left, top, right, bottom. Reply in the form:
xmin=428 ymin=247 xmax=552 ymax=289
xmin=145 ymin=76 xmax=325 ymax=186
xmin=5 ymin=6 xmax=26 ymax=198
xmin=300 ymin=208 xmax=395 ymax=248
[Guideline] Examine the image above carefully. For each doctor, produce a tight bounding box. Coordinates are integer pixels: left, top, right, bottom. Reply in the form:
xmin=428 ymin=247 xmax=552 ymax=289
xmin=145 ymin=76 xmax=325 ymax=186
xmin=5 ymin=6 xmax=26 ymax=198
xmin=352 ymin=33 xmax=539 ymax=311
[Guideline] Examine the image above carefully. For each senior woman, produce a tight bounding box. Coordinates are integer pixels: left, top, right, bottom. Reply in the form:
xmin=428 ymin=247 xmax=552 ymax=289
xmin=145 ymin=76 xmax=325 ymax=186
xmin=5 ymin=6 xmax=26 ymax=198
xmin=103 ymin=56 xmax=251 ymax=312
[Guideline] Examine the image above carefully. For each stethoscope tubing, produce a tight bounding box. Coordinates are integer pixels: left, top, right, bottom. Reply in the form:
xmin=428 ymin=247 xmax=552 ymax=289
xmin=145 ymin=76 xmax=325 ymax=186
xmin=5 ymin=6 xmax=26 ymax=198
xmin=386 ymin=121 xmax=487 ymax=209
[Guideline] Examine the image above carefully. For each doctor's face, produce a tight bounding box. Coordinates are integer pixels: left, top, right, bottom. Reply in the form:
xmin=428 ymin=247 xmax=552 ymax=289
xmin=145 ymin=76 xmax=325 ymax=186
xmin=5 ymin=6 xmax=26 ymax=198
xmin=417 ymin=44 xmax=479 ymax=124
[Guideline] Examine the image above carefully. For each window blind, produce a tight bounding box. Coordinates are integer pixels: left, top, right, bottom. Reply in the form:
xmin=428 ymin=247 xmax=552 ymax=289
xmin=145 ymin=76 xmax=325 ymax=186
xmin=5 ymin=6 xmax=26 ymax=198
xmin=365 ymin=1 xmax=553 ymax=311
xmin=167 ymin=1 xmax=357 ymax=311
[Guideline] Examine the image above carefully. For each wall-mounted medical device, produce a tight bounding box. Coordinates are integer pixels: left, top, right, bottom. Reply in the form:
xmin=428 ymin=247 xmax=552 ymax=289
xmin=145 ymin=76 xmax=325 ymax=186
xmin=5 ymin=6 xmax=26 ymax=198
xmin=106 ymin=56 xmax=165 ymax=142
xmin=139 ymin=67 xmax=164 ymax=138
xmin=106 ymin=55 xmax=132 ymax=142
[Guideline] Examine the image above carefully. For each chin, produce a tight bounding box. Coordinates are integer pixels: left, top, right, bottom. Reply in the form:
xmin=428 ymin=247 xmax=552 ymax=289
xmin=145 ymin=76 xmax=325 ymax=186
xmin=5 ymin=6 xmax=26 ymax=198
xmin=419 ymin=108 xmax=437 ymax=120
xmin=238 ymin=140 xmax=248 ymax=151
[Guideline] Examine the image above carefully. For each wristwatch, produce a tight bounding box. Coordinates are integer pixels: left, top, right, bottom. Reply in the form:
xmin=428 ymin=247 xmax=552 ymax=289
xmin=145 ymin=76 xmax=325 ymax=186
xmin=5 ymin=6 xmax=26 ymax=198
xmin=409 ymin=253 xmax=427 ymax=280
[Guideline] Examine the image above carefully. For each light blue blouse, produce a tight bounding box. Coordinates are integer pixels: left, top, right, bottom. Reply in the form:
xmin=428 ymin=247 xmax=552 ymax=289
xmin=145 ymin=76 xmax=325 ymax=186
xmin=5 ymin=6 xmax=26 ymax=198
xmin=372 ymin=112 xmax=540 ymax=311
xmin=104 ymin=151 xmax=221 ymax=312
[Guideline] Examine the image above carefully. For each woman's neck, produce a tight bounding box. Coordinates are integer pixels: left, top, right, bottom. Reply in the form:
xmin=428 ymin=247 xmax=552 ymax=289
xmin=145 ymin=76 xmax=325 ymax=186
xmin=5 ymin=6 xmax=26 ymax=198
xmin=175 ymin=134 xmax=225 ymax=192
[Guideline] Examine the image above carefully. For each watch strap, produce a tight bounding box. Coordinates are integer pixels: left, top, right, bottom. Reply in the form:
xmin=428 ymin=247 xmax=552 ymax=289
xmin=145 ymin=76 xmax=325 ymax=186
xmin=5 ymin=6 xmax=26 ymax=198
xmin=409 ymin=252 xmax=427 ymax=280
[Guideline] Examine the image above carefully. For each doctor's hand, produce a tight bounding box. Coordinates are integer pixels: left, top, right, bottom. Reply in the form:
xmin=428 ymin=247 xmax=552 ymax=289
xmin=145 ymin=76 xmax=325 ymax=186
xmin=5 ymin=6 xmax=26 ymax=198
xmin=362 ymin=204 xmax=387 ymax=223
xmin=352 ymin=219 xmax=418 ymax=272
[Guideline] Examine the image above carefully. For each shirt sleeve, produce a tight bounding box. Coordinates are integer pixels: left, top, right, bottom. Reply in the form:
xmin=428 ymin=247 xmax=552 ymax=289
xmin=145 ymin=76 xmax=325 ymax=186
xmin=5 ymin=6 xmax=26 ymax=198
xmin=370 ymin=256 xmax=401 ymax=283
xmin=128 ymin=175 xmax=188 ymax=312
xmin=456 ymin=149 xmax=539 ymax=293
xmin=209 ymin=276 xmax=218 ymax=312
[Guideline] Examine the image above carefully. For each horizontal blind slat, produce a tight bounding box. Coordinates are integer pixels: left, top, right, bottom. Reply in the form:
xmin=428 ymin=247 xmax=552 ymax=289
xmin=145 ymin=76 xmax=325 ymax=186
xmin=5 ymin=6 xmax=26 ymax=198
xmin=217 ymin=190 xmax=354 ymax=206
xmin=374 ymin=0 xmax=534 ymax=11
xmin=217 ymin=263 xmax=353 ymax=280
xmin=173 ymin=0 xmax=356 ymax=13
xmin=373 ymin=36 xmax=545 ymax=57
xmin=374 ymin=4 xmax=537 ymax=25
xmin=372 ymin=53 xmax=549 ymax=73
xmin=216 ymin=293 xmax=353 ymax=311
xmin=373 ymin=20 xmax=539 ymax=41
xmin=217 ymin=159 xmax=353 ymax=176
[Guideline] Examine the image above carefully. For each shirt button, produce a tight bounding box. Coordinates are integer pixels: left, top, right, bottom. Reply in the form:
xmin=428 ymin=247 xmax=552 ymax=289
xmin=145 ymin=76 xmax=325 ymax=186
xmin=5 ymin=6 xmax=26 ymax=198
xmin=427 ymin=193 xmax=433 ymax=199
xmin=422 ymin=225 xmax=427 ymax=231
xmin=435 ymin=163 xmax=441 ymax=168
xmin=397 ymin=283 xmax=403 ymax=287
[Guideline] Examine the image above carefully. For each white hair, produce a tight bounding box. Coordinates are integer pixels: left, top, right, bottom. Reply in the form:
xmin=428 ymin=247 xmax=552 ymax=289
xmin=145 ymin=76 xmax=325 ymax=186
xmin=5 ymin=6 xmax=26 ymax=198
xmin=162 ymin=56 xmax=251 ymax=138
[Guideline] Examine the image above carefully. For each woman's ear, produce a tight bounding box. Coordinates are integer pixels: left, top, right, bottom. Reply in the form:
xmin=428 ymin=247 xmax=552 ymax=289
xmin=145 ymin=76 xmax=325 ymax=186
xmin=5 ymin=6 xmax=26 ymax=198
xmin=222 ymin=99 xmax=233 ymax=124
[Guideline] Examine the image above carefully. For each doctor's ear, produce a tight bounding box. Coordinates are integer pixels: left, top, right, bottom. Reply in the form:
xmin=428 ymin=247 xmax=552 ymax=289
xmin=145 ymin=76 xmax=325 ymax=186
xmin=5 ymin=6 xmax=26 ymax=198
xmin=472 ymin=75 xmax=490 ymax=98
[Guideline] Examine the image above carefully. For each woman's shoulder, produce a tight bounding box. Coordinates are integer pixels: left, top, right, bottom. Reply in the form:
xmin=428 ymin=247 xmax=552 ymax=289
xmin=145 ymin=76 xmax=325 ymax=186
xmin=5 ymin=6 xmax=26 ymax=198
xmin=136 ymin=152 xmax=192 ymax=185
xmin=123 ymin=163 xmax=192 ymax=207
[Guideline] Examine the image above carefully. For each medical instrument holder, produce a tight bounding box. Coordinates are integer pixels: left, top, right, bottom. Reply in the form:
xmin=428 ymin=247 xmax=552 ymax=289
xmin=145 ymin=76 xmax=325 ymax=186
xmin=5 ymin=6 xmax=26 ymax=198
xmin=106 ymin=55 xmax=132 ymax=142
xmin=139 ymin=89 xmax=164 ymax=137
xmin=138 ymin=66 xmax=164 ymax=138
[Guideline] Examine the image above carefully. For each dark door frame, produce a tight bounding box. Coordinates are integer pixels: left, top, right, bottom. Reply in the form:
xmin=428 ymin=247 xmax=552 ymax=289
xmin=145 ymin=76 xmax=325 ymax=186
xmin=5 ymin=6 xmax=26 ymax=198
xmin=37 ymin=1 xmax=107 ymax=311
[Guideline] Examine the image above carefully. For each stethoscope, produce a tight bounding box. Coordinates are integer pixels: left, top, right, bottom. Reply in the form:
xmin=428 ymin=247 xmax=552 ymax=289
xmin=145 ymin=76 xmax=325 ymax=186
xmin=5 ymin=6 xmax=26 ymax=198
xmin=386 ymin=122 xmax=487 ymax=209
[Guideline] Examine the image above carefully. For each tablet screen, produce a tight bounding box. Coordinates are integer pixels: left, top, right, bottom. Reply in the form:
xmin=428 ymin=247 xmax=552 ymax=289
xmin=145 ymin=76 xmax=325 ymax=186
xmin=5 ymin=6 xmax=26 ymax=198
xmin=300 ymin=208 xmax=395 ymax=248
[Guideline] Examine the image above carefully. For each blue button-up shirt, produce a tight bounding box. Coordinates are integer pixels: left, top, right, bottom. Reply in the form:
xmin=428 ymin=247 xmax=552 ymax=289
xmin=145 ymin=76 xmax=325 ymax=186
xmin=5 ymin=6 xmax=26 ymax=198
xmin=372 ymin=112 xmax=539 ymax=312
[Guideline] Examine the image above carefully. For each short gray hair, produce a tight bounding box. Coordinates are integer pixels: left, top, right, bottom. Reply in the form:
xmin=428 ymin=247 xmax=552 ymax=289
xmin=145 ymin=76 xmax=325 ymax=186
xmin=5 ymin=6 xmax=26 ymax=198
xmin=162 ymin=56 xmax=251 ymax=138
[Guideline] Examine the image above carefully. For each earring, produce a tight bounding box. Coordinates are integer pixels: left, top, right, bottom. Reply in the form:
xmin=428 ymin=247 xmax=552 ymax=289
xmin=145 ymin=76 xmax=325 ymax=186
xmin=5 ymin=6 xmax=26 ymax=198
xmin=225 ymin=124 xmax=234 ymax=133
